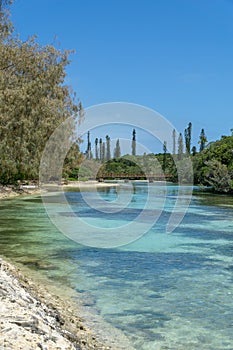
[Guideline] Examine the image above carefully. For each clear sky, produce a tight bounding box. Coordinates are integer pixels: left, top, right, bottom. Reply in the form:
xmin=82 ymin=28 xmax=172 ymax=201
xmin=11 ymin=0 xmax=233 ymax=152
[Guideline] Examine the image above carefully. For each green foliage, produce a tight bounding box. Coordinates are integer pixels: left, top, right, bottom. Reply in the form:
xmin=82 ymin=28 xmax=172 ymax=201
xmin=193 ymin=134 xmax=233 ymax=192
xmin=191 ymin=146 xmax=197 ymax=156
xmin=68 ymin=159 xmax=98 ymax=180
xmin=204 ymin=160 xmax=231 ymax=193
xmin=98 ymin=157 xmax=144 ymax=178
xmin=96 ymin=153 xmax=177 ymax=181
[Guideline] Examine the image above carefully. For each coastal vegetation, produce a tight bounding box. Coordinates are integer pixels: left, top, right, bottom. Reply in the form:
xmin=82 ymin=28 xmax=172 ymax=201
xmin=0 ymin=2 xmax=232 ymax=194
xmin=77 ymin=127 xmax=233 ymax=193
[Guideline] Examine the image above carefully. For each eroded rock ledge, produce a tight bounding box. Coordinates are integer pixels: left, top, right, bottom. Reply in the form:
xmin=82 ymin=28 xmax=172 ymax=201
xmin=0 ymin=258 xmax=114 ymax=350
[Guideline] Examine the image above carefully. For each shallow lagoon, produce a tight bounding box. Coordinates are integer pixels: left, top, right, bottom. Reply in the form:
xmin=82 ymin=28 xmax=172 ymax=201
xmin=0 ymin=184 xmax=233 ymax=349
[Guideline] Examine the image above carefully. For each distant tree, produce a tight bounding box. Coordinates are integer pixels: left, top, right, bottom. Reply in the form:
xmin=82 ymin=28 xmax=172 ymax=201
xmin=95 ymin=138 xmax=98 ymax=160
xmin=184 ymin=122 xmax=192 ymax=154
xmin=172 ymin=129 xmax=176 ymax=155
xmin=114 ymin=139 xmax=121 ymax=158
xmin=178 ymin=133 xmax=184 ymax=160
xmin=86 ymin=131 xmax=92 ymax=159
xmin=102 ymin=142 xmax=106 ymax=162
xmin=99 ymin=138 xmax=103 ymax=161
xmin=163 ymin=141 xmax=167 ymax=172
xmin=132 ymin=129 xmax=136 ymax=156
xmin=106 ymin=135 xmax=111 ymax=161
xmin=199 ymin=128 xmax=207 ymax=152
xmin=191 ymin=146 xmax=197 ymax=156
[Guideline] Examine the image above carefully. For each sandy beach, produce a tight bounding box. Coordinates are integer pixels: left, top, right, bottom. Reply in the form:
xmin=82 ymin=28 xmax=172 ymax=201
xmin=62 ymin=181 xmax=120 ymax=189
xmin=0 ymin=181 xmax=120 ymax=200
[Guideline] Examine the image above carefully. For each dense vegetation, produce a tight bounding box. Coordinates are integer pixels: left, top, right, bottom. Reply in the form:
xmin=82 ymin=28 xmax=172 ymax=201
xmin=0 ymin=0 xmax=82 ymax=184
xmin=192 ymin=134 xmax=233 ymax=193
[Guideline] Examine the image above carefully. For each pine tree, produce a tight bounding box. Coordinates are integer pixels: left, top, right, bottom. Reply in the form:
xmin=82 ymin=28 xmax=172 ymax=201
xmin=114 ymin=139 xmax=121 ymax=158
xmin=178 ymin=133 xmax=184 ymax=160
xmin=95 ymin=138 xmax=98 ymax=160
xmin=172 ymin=129 xmax=176 ymax=155
xmin=184 ymin=122 xmax=192 ymax=154
xmin=163 ymin=141 xmax=167 ymax=172
xmin=86 ymin=131 xmax=92 ymax=159
xmin=132 ymin=129 xmax=136 ymax=156
xmin=99 ymin=138 xmax=103 ymax=161
xmin=102 ymin=142 xmax=105 ymax=162
xmin=191 ymin=146 xmax=197 ymax=156
xmin=106 ymin=135 xmax=111 ymax=161
xmin=199 ymin=128 xmax=207 ymax=152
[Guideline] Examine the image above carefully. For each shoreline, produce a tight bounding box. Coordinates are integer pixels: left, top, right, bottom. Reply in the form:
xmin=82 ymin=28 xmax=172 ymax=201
xmin=0 ymin=182 xmax=118 ymax=200
xmin=0 ymin=179 xmax=174 ymax=200
xmin=63 ymin=181 xmax=120 ymax=189
xmin=0 ymin=185 xmax=42 ymax=200
xmin=0 ymin=187 xmax=133 ymax=349
xmin=0 ymin=257 xmax=122 ymax=350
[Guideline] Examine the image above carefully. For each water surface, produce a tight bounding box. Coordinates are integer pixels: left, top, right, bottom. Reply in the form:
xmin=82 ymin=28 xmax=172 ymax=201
xmin=0 ymin=184 xmax=233 ymax=349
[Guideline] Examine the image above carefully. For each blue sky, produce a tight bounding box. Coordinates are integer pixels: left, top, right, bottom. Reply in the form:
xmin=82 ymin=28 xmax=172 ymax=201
xmin=11 ymin=0 xmax=233 ymax=153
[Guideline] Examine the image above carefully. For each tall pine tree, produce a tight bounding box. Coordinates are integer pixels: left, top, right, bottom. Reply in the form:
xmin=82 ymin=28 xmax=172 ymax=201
xmin=178 ymin=133 xmax=184 ymax=160
xmin=114 ymin=139 xmax=121 ymax=158
xmin=132 ymin=129 xmax=136 ymax=156
xmin=199 ymin=128 xmax=207 ymax=152
xmin=99 ymin=138 xmax=103 ymax=161
xmin=95 ymin=138 xmax=98 ymax=160
xmin=163 ymin=141 xmax=167 ymax=172
xmin=106 ymin=135 xmax=111 ymax=161
xmin=172 ymin=129 xmax=176 ymax=155
xmin=184 ymin=122 xmax=192 ymax=154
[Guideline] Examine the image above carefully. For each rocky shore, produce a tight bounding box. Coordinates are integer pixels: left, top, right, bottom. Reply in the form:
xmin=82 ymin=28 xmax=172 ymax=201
xmin=0 ymin=258 xmax=118 ymax=350
xmin=0 ymin=185 xmax=42 ymax=200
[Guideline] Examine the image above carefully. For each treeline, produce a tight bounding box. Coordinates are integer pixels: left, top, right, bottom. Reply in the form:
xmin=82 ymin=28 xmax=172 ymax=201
xmin=0 ymin=1 xmax=82 ymax=184
xmin=83 ymin=123 xmax=207 ymax=161
xmin=85 ymin=129 xmax=136 ymax=161
xmin=79 ymin=123 xmax=233 ymax=193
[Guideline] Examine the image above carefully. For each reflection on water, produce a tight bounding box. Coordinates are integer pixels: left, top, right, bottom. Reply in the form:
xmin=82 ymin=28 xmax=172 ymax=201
xmin=0 ymin=185 xmax=233 ymax=349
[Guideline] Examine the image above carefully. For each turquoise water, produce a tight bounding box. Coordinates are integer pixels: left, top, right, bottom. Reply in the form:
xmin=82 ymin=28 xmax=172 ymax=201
xmin=1 ymin=184 xmax=233 ymax=349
